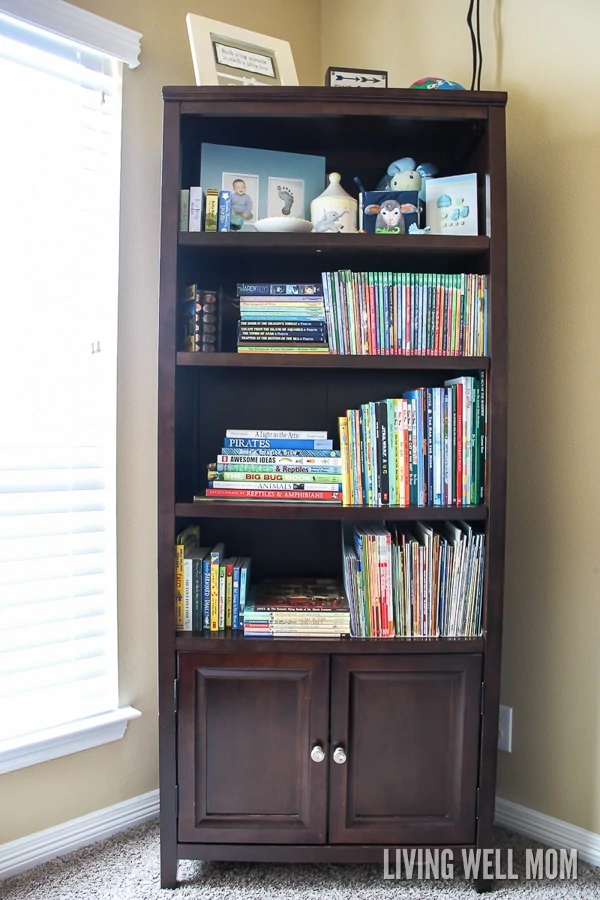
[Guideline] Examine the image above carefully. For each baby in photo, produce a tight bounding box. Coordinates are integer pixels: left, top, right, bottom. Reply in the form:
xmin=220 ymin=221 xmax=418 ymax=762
xmin=230 ymin=178 xmax=254 ymax=227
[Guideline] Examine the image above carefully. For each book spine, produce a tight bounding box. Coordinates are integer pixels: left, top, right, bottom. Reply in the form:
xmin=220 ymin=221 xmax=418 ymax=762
xmin=221 ymin=448 xmax=340 ymax=458
xmin=232 ymin=561 xmax=241 ymax=630
xmin=183 ymin=558 xmax=193 ymax=631
xmin=215 ymin=460 xmax=342 ymax=473
xmin=225 ymin=430 xmax=328 ymax=440
xmin=223 ymin=438 xmax=333 ymax=450
xmin=210 ymin=471 xmax=342 ymax=483
xmin=218 ymin=190 xmax=231 ymax=232
xmin=208 ymin=480 xmax=342 ymax=491
xmin=218 ymin=563 xmax=226 ymax=630
xmin=205 ymin=488 xmax=341 ymax=501
xmin=225 ymin=560 xmax=234 ymax=628
xmin=188 ymin=186 xmax=202 ymax=232
xmin=239 ymin=560 xmax=250 ymax=625
xmin=338 ymin=416 xmax=351 ymax=506
xmin=210 ymin=544 xmax=223 ymax=631
xmin=175 ymin=544 xmax=184 ymax=630
xmin=192 ymin=556 xmax=203 ymax=632
xmin=204 ymin=189 xmax=218 ymax=232
xmin=202 ymin=556 xmax=211 ymax=630
xmin=378 ymin=400 xmax=389 ymax=505
xmin=236 ymin=283 xmax=323 ymax=296
xmin=179 ymin=189 xmax=189 ymax=232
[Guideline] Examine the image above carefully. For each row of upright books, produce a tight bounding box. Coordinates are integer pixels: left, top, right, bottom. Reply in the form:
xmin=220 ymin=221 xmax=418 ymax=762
xmin=180 ymin=187 xmax=232 ymax=233
xmin=175 ymin=526 xmax=251 ymax=631
xmin=322 ymin=271 xmax=487 ymax=356
xmin=342 ymin=521 xmax=485 ymax=638
xmin=338 ymin=373 xmax=486 ymax=507
xmin=203 ymin=430 xmax=342 ymax=502
xmin=236 ymin=282 xmax=328 ymax=354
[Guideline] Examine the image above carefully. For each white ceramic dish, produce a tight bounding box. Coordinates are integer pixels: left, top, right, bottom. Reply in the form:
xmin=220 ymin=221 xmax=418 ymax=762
xmin=253 ymin=216 xmax=314 ymax=234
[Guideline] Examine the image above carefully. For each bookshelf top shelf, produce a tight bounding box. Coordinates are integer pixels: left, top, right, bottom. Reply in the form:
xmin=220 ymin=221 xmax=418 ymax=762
xmin=179 ymin=232 xmax=490 ymax=256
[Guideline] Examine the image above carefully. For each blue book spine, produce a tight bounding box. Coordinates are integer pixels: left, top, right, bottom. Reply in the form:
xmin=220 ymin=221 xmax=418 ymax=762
xmin=239 ymin=560 xmax=250 ymax=625
xmin=218 ymin=190 xmax=231 ymax=231
xmin=232 ymin=561 xmax=241 ymax=630
xmin=202 ymin=556 xmax=211 ymax=630
xmin=223 ymin=437 xmax=333 ymax=450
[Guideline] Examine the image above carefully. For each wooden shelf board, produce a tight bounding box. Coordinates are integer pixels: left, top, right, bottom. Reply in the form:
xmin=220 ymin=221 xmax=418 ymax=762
xmin=177 ymin=352 xmax=490 ymax=370
xmin=175 ymin=631 xmax=484 ymax=654
xmin=178 ymin=232 xmax=489 ymax=255
xmin=176 ymin=501 xmax=488 ymax=521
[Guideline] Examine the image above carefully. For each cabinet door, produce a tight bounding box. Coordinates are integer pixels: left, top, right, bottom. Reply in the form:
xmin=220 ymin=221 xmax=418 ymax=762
xmin=329 ymin=654 xmax=482 ymax=845
xmin=177 ymin=652 xmax=329 ymax=844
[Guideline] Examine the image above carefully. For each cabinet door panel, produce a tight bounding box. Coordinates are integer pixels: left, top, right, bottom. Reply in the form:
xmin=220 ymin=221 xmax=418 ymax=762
xmin=177 ymin=652 xmax=329 ymax=844
xmin=329 ymin=654 xmax=482 ymax=845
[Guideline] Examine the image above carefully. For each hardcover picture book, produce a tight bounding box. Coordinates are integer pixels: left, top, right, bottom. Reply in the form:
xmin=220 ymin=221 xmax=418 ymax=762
xmin=425 ymin=173 xmax=478 ymax=235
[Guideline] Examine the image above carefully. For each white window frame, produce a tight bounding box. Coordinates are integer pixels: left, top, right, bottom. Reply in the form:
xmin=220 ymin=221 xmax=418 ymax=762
xmin=0 ymin=0 xmax=142 ymax=775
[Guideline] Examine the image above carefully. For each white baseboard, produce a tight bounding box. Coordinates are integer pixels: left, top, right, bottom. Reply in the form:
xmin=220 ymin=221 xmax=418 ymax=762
xmin=495 ymin=797 xmax=600 ymax=868
xmin=0 ymin=789 xmax=159 ymax=881
xmin=3 ymin=791 xmax=598 ymax=881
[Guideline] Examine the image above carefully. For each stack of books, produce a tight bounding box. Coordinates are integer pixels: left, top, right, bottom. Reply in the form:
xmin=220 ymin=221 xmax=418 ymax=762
xmin=204 ymin=430 xmax=343 ymax=503
xmin=179 ymin=284 xmax=222 ymax=352
xmin=175 ymin=527 xmax=250 ymax=632
xmin=338 ymin=373 xmax=486 ymax=507
xmin=342 ymin=522 xmax=485 ymax=638
xmin=236 ymin=282 xmax=329 ymax=354
xmin=243 ymin=579 xmax=351 ymax=637
xmin=320 ymin=270 xmax=487 ymax=355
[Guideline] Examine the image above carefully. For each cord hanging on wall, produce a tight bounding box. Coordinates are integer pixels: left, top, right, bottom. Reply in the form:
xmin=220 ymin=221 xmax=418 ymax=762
xmin=466 ymin=0 xmax=483 ymax=90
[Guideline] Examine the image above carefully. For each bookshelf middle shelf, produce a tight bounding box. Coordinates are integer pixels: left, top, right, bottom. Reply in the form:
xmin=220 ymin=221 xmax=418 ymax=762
xmin=177 ymin=353 xmax=490 ymax=370
xmin=175 ymin=501 xmax=489 ymax=521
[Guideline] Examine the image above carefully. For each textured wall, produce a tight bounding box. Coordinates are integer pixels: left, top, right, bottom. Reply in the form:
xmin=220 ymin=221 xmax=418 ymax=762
xmin=0 ymin=0 xmax=321 ymax=844
xmin=321 ymin=0 xmax=600 ymax=834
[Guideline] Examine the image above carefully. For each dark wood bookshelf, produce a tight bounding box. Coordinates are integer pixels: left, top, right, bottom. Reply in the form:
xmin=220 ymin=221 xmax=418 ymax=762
xmin=177 ymin=352 xmax=490 ymax=370
xmin=158 ymin=86 xmax=507 ymax=891
xmin=175 ymin=501 xmax=489 ymax=521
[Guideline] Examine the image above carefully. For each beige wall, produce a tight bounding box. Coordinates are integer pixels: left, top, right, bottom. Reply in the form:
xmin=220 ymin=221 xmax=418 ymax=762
xmin=322 ymin=0 xmax=600 ymax=833
xmin=0 ymin=0 xmax=320 ymax=845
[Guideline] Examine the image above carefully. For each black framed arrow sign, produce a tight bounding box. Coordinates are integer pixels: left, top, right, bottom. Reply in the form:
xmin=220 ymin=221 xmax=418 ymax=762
xmin=325 ymin=67 xmax=388 ymax=88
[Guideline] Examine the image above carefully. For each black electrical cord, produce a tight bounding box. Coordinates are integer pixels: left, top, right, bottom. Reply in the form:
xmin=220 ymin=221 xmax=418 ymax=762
xmin=466 ymin=0 xmax=477 ymax=90
xmin=476 ymin=0 xmax=483 ymax=90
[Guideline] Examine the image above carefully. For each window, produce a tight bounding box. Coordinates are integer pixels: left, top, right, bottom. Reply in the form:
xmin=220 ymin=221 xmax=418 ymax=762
xmin=0 ymin=1 xmax=141 ymax=772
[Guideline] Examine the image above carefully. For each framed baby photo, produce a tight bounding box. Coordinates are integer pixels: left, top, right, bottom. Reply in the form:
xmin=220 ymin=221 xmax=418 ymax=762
xmin=186 ymin=14 xmax=299 ymax=87
xmin=200 ymin=143 xmax=325 ymax=231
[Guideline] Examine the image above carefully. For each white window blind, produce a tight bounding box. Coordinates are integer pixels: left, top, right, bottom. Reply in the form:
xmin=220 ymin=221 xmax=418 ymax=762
xmin=0 ymin=13 xmax=121 ymax=742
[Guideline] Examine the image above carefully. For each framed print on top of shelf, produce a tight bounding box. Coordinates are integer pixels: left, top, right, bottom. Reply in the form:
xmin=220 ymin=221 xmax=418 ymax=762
xmin=186 ymin=14 xmax=299 ymax=86
xmin=325 ymin=66 xmax=388 ymax=88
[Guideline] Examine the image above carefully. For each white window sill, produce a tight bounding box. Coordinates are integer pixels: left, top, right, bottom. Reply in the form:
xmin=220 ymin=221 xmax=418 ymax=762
xmin=0 ymin=707 xmax=141 ymax=775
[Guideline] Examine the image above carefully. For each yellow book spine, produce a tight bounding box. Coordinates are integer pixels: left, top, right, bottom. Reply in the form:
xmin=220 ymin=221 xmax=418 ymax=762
xmin=175 ymin=544 xmax=184 ymax=630
xmin=338 ymin=416 xmax=351 ymax=506
xmin=226 ymin=568 xmax=233 ymax=628
xmin=210 ymin=556 xmax=220 ymax=631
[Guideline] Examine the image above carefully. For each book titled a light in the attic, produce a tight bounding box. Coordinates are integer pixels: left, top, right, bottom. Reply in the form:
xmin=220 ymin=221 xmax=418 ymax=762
xmin=224 ymin=429 xmax=332 ymax=451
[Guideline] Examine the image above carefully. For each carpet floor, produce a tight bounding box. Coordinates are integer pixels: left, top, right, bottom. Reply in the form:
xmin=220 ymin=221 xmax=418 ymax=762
xmin=2 ymin=821 xmax=599 ymax=898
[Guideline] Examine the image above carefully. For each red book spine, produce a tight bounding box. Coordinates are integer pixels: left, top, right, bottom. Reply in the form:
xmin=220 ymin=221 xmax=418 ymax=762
xmin=205 ymin=488 xmax=341 ymax=501
xmin=455 ymin=383 xmax=463 ymax=507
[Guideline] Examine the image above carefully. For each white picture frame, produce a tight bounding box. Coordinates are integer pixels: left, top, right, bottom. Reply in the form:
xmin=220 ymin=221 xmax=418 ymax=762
xmin=186 ymin=14 xmax=299 ymax=87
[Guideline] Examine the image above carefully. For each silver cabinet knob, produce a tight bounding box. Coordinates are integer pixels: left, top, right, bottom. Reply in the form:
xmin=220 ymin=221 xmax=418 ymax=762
xmin=310 ymin=744 xmax=325 ymax=763
xmin=333 ymin=746 xmax=347 ymax=765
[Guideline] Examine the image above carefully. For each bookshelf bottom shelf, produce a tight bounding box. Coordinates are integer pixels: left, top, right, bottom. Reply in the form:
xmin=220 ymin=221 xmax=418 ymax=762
xmin=174 ymin=631 xmax=484 ymax=653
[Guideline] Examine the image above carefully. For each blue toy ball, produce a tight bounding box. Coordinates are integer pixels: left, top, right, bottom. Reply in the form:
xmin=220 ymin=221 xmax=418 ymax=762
xmin=410 ymin=77 xmax=466 ymax=91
